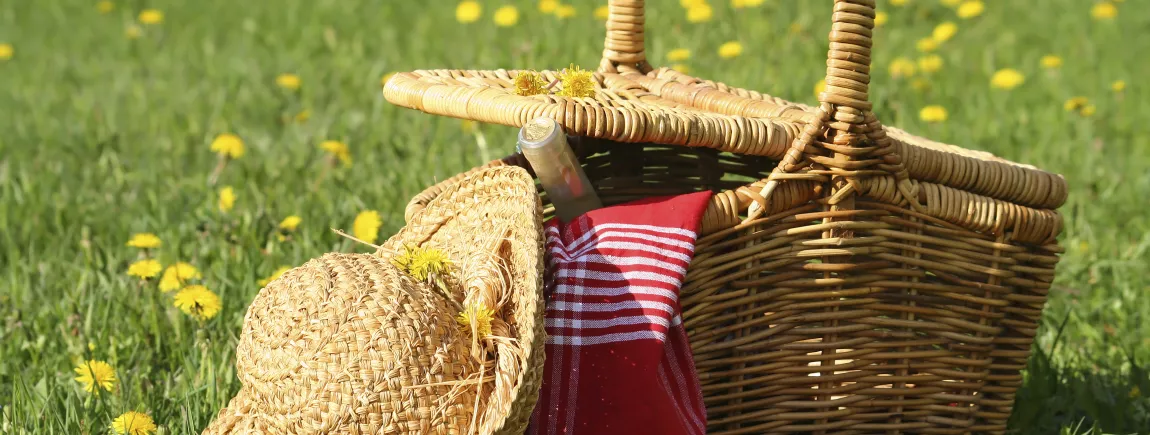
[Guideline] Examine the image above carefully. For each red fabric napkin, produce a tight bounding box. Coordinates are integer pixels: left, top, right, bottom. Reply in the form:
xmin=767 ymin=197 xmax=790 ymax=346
xmin=527 ymin=191 xmax=711 ymax=435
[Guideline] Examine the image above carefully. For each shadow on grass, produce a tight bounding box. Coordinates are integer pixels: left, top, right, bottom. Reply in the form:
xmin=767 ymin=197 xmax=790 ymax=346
xmin=1009 ymin=317 xmax=1150 ymax=435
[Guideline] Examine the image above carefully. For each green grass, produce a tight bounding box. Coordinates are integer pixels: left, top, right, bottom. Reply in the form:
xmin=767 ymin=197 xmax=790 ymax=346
xmin=1 ymin=0 xmax=1148 ymax=433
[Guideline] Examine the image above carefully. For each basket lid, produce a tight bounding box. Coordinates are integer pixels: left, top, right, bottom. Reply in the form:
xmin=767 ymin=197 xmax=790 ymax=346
xmin=203 ymin=166 xmax=546 ymax=435
xmin=384 ymin=0 xmax=1067 ymax=222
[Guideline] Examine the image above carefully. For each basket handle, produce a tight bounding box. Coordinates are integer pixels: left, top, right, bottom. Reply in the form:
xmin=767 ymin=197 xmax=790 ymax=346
xmin=598 ymin=0 xmax=653 ymax=74
xmin=742 ymin=0 xmax=923 ymax=219
xmin=599 ymin=0 xmax=879 ymax=107
xmin=818 ymin=0 xmax=877 ymax=113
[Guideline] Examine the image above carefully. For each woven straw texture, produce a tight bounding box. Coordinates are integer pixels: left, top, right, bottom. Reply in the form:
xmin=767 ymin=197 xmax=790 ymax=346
xmin=389 ymin=1 xmax=1067 ymax=433
xmin=203 ymin=166 xmax=545 ymax=435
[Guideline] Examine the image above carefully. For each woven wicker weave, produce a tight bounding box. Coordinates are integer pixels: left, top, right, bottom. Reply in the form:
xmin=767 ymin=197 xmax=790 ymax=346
xmin=204 ymin=166 xmax=545 ymax=435
xmin=387 ymin=1 xmax=1067 ymax=433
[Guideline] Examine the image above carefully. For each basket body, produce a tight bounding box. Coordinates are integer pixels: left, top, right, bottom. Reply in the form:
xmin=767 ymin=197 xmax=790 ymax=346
xmin=405 ymin=140 xmax=1062 ymax=434
xmin=387 ymin=1 xmax=1067 ymax=433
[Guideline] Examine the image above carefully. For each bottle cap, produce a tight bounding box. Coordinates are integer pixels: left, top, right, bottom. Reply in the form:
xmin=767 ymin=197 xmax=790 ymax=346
xmin=517 ymin=117 xmax=560 ymax=150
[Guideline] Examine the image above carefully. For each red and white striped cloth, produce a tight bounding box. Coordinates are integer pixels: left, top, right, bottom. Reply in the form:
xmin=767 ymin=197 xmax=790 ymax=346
xmin=527 ymin=191 xmax=711 ymax=435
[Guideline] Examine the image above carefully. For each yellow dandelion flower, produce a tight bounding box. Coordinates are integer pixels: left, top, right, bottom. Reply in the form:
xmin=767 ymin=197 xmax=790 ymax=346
xmin=209 ymin=133 xmax=245 ymax=159
xmin=814 ymin=79 xmax=826 ymax=98
xmin=125 ymin=25 xmax=142 ymax=39
xmin=217 ymin=186 xmax=236 ymax=212
xmin=957 ymin=1 xmax=984 ymax=18
xmin=671 ymin=64 xmax=690 ymax=74
xmin=294 ymin=109 xmax=311 ymax=123
xmin=320 ymin=140 xmax=352 ymax=166
xmin=275 ymin=73 xmax=301 ymax=91
xmin=667 ymin=48 xmax=691 ymax=62
xmin=594 ymin=5 xmax=609 ymax=20
xmin=1091 ymin=2 xmax=1117 ymax=20
xmin=932 ymin=22 xmax=958 ymax=42
xmin=874 ymin=11 xmax=889 ymax=27
xmin=258 ymin=266 xmax=292 ymax=287
xmin=493 ymin=5 xmax=519 ymax=27
xmin=911 ymin=78 xmax=932 ymax=92
xmin=456 ymin=300 xmax=495 ymax=338
xmin=111 ymin=411 xmax=156 ymax=435
xmin=1040 ymin=55 xmax=1063 ymax=69
xmin=0 ymin=43 xmax=12 ymax=61
xmin=681 ymin=0 xmax=705 ymax=7
xmin=1080 ymin=104 xmax=1097 ymax=117
xmin=557 ymin=65 xmax=596 ymax=98
xmin=513 ymin=70 xmax=548 ymax=96
xmin=174 ymin=285 xmax=222 ymax=320
xmin=718 ymin=41 xmax=743 ymax=59
xmin=74 ymin=360 xmax=116 ymax=393
xmin=127 ymin=259 xmax=162 ymax=279
xmin=381 ymin=72 xmax=395 ymax=87
xmin=1112 ymin=80 xmax=1126 ymax=92
xmin=456 ymin=1 xmax=481 ymax=23
xmin=279 ymin=215 xmax=302 ymax=231
xmin=1064 ymin=97 xmax=1089 ymax=112
xmin=731 ymin=0 xmax=764 ymax=9
xmin=918 ymin=55 xmax=943 ymax=73
xmin=556 ymin=4 xmax=576 ymax=18
xmin=138 ymin=9 xmax=163 ymax=25
xmin=539 ymin=0 xmax=559 ymax=14
xmin=890 ymin=57 xmax=917 ymax=79
xmin=126 ymin=233 xmax=162 ymax=249
xmin=891 ymin=0 xmax=909 ymax=6
xmin=97 ymin=1 xmax=115 ymax=13
xmin=1131 ymin=385 xmax=1142 ymax=398
xmin=353 ymin=210 xmax=382 ymax=244
xmin=392 ymin=244 xmax=453 ymax=283
xmin=916 ymin=37 xmax=939 ymax=52
xmin=941 ymin=0 xmax=962 ymax=6
xmin=919 ymin=105 xmax=948 ymax=123
xmin=159 ymin=275 xmax=180 ymax=292
xmin=159 ymin=262 xmax=201 ymax=292
xmin=990 ymin=68 xmax=1025 ymax=90
xmin=686 ymin=4 xmax=712 ymax=23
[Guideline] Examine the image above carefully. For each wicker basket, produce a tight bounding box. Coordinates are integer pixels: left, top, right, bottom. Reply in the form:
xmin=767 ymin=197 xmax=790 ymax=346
xmin=384 ymin=1 xmax=1067 ymax=433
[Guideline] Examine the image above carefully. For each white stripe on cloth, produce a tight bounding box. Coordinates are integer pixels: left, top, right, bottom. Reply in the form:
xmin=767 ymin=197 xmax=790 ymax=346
xmin=554 ymin=269 xmax=686 ymax=287
xmin=658 ymin=362 xmax=702 ymax=435
xmin=547 ymin=253 xmax=689 ymax=275
xmin=546 ymin=330 xmax=669 ymax=346
xmin=549 ymin=283 xmax=679 ymax=300
xmin=546 ymin=223 xmax=698 ymax=252
xmin=550 ymin=240 xmax=694 ymax=263
xmin=546 ymin=314 xmax=674 ymax=330
xmin=665 ymin=331 xmax=707 ymax=434
xmin=548 ymin=300 xmax=676 ymax=316
xmin=563 ymin=266 xmax=584 ymax=434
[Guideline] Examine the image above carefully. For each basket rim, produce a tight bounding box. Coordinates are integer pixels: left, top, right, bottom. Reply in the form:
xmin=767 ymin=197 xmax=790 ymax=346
xmin=383 ymin=68 xmax=1068 ymax=213
xmin=404 ymin=148 xmax=1065 ymax=246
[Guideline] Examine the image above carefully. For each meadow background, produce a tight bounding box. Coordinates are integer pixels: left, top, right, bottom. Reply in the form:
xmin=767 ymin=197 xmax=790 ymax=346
xmin=1 ymin=0 xmax=1148 ymax=433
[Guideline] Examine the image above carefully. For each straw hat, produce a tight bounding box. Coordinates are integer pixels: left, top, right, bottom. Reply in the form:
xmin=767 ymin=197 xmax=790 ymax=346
xmin=203 ymin=166 xmax=546 ymax=435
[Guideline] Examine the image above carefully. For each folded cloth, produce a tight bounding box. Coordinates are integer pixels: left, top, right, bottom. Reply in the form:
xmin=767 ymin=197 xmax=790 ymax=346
xmin=528 ymin=191 xmax=712 ymax=435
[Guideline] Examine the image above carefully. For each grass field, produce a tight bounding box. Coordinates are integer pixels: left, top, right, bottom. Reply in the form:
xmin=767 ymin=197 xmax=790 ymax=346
xmin=2 ymin=0 xmax=1148 ymax=433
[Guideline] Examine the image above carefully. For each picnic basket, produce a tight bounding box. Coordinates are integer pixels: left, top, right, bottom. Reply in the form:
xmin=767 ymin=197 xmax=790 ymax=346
xmin=384 ymin=0 xmax=1068 ymax=433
